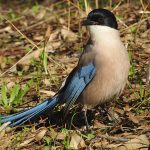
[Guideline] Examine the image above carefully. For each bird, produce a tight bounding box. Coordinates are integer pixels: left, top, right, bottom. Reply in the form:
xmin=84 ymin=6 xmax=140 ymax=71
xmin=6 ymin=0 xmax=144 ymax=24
xmin=1 ymin=9 xmax=129 ymax=128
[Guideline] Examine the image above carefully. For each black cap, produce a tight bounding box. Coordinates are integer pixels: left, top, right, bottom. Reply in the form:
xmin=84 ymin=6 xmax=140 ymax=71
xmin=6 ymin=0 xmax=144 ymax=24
xmin=81 ymin=9 xmax=118 ymax=29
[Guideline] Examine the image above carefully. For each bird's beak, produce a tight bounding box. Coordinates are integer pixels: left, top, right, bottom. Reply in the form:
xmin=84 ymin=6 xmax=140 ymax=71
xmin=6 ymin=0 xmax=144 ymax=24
xmin=81 ymin=19 xmax=97 ymax=26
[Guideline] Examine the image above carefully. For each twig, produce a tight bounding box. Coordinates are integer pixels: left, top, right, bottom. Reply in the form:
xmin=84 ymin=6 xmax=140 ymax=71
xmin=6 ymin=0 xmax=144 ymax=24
xmin=97 ymin=134 xmax=129 ymax=142
xmin=120 ymin=16 xmax=150 ymax=34
xmin=0 ymin=40 xmax=44 ymax=77
xmin=95 ymin=0 xmax=99 ymax=9
xmin=67 ymin=0 xmax=71 ymax=31
xmin=68 ymin=0 xmax=86 ymax=14
xmin=84 ymin=0 xmax=88 ymax=15
xmin=112 ymin=0 xmax=123 ymax=12
xmin=140 ymin=0 xmax=145 ymax=10
xmin=4 ymin=17 xmax=39 ymax=50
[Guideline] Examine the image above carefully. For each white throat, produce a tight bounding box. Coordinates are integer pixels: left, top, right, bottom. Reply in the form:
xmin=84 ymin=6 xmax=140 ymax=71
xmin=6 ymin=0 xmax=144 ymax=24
xmin=88 ymin=25 xmax=120 ymax=44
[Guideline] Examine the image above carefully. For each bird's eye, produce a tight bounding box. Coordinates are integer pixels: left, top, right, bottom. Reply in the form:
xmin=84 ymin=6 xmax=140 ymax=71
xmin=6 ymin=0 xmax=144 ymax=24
xmin=98 ymin=18 xmax=102 ymax=22
xmin=97 ymin=17 xmax=104 ymax=24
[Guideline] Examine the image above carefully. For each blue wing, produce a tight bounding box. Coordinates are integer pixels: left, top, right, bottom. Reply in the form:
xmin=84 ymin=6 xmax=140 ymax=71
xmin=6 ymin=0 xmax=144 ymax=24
xmin=62 ymin=62 xmax=96 ymax=115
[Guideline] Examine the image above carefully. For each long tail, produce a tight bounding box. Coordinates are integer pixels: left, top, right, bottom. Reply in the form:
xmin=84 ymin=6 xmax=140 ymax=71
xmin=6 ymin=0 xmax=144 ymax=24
xmin=1 ymin=95 xmax=59 ymax=127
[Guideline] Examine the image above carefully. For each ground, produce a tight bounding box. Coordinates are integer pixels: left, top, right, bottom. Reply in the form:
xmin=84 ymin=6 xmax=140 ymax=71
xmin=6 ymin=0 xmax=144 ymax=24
xmin=0 ymin=0 xmax=149 ymax=149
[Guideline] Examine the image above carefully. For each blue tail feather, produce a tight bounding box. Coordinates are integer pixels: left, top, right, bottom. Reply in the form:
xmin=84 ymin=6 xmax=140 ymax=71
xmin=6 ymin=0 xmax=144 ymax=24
xmin=1 ymin=96 xmax=59 ymax=126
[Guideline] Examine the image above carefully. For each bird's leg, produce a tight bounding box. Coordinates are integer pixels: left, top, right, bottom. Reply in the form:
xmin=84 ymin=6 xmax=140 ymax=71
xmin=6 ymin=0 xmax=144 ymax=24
xmin=82 ymin=105 xmax=90 ymax=131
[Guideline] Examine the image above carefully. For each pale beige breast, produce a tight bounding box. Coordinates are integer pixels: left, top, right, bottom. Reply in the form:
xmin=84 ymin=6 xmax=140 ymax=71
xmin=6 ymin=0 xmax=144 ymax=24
xmin=79 ymin=43 xmax=129 ymax=109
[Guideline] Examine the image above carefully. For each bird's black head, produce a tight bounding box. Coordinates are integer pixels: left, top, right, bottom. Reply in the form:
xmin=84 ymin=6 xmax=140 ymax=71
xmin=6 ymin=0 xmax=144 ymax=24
xmin=82 ymin=9 xmax=118 ymax=29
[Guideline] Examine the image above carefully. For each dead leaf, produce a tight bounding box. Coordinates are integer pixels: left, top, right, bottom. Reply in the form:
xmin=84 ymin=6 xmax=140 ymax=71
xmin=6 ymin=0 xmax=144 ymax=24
xmin=35 ymin=128 xmax=47 ymax=141
xmin=114 ymin=107 xmax=125 ymax=115
xmin=49 ymin=130 xmax=67 ymax=140
xmin=59 ymin=18 xmax=66 ymax=24
xmin=128 ymin=92 xmax=141 ymax=101
xmin=92 ymin=138 xmax=108 ymax=149
xmin=34 ymin=35 xmax=44 ymax=41
xmin=108 ymin=108 xmax=121 ymax=123
xmin=18 ymin=49 xmax=42 ymax=65
xmin=0 ymin=129 xmax=5 ymax=140
xmin=9 ymin=66 xmax=17 ymax=73
xmin=70 ymin=133 xmax=86 ymax=149
xmin=0 ymin=56 xmax=6 ymax=69
xmin=45 ymin=25 xmax=52 ymax=44
xmin=137 ymin=125 xmax=150 ymax=133
xmin=128 ymin=113 xmax=140 ymax=124
xmin=117 ymin=135 xmax=149 ymax=150
xmin=48 ymin=30 xmax=60 ymax=42
xmin=46 ymin=41 xmax=62 ymax=51
xmin=45 ymin=29 xmax=61 ymax=51
xmin=36 ymin=9 xmax=46 ymax=20
xmin=40 ymin=90 xmax=55 ymax=96
xmin=0 ymin=137 xmax=11 ymax=150
xmin=93 ymin=120 xmax=107 ymax=129
xmin=0 ymin=26 xmax=13 ymax=33
xmin=124 ymin=103 xmax=132 ymax=112
xmin=42 ymin=78 xmax=51 ymax=86
xmin=61 ymin=27 xmax=77 ymax=42
xmin=19 ymin=137 xmax=34 ymax=148
xmin=0 ymin=106 xmax=5 ymax=113
xmin=7 ymin=81 xmax=15 ymax=89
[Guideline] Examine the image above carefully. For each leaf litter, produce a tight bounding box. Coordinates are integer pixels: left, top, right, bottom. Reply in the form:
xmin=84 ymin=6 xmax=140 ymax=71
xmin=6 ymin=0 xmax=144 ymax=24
xmin=0 ymin=1 xmax=150 ymax=149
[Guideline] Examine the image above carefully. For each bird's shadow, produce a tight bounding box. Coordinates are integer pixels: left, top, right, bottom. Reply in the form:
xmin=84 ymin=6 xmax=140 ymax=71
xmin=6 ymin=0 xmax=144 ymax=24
xmin=14 ymin=103 xmax=112 ymax=131
xmin=37 ymin=104 xmax=111 ymax=130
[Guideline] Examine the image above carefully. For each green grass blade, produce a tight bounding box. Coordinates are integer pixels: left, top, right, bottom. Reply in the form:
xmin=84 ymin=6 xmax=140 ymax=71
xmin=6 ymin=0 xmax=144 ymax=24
xmin=1 ymin=84 xmax=8 ymax=107
xmin=9 ymin=84 xmax=20 ymax=106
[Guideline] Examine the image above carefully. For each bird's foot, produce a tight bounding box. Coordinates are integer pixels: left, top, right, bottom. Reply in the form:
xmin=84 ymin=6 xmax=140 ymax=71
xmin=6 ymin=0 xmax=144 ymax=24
xmin=82 ymin=106 xmax=90 ymax=132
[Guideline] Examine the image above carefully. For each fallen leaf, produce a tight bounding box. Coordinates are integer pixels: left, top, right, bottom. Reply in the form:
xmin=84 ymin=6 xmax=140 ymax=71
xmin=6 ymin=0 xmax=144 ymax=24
xmin=128 ymin=113 xmax=140 ymax=124
xmin=93 ymin=120 xmax=107 ymax=129
xmin=0 ymin=26 xmax=13 ymax=33
xmin=48 ymin=30 xmax=60 ymax=42
xmin=34 ymin=35 xmax=44 ymax=41
xmin=70 ymin=133 xmax=86 ymax=149
xmin=40 ymin=90 xmax=55 ymax=96
xmin=18 ymin=49 xmax=42 ymax=65
xmin=35 ymin=128 xmax=47 ymax=141
xmin=0 ymin=137 xmax=11 ymax=150
xmin=46 ymin=41 xmax=62 ymax=51
xmin=0 ymin=129 xmax=5 ymax=140
xmin=42 ymin=78 xmax=51 ymax=86
xmin=0 ymin=110 xmax=4 ymax=115
xmin=61 ymin=27 xmax=77 ymax=42
xmin=49 ymin=130 xmax=67 ymax=140
xmin=114 ymin=107 xmax=125 ymax=115
xmin=19 ymin=137 xmax=34 ymax=148
xmin=108 ymin=108 xmax=121 ymax=123
xmin=108 ymin=135 xmax=149 ymax=150
xmin=7 ymin=81 xmax=15 ymax=89
xmin=45 ymin=25 xmax=52 ymax=44
xmin=36 ymin=9 xmax=46 ymax=20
